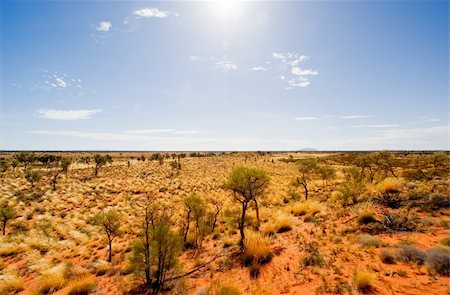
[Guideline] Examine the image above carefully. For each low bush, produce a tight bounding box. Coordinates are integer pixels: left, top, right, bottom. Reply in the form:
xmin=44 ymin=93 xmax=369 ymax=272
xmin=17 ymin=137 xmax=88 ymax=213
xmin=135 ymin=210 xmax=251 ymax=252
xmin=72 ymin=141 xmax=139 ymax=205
xmin=439 ymin=236 xmax=450 ymax=247
xmin=379 ymin=250 xmax=396 ymax=264
xmin=302 ymin=242 xmax=324 ymax=267
xmin=426 ymin=248 xmax=450 ymax=276
xmin=396 ymin=245 xmax=426 ymax=265
xmin=358 ymin=235 xmax=381 ymax=248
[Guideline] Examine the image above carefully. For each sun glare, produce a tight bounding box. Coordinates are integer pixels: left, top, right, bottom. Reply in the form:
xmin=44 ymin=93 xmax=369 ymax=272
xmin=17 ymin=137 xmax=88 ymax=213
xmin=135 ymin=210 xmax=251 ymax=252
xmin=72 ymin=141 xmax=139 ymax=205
xmin=211 ymin=0 xmax=241 ymax=18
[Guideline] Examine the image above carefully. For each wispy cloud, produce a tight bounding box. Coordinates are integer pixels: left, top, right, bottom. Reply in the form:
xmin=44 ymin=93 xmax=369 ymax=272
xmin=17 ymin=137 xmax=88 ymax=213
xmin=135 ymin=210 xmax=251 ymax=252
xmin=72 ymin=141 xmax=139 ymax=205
xmin=188 ymin=56 xmax=202 ymax=62
xmin=125 ymin=129 xmax=175 ymax=134
xmin=31 ymin=72 xmax=82 ymax=91
xmin=294 ymin=117 xmax=319 ymax=121
xmin=350 ymin=124 xmax=399 ymax=128
xmin=250 ymin=66 xmax=268 ymax=71
xmin=96 ymin=21 xmax=112 ymax=32
xmin=411 ymin=116 xmax=441 ymax=124
xmin=37 ymin=109 xmax=102 ymax=120
xmin=340 ymin=115 xmax=371 ymax=119
xmin=272 ymin=52 xmax=318 ymax=89
xmin=215 ymin=59 xmax=238 ymax=73
xmin=134 ymin=8 xmax=169 ymax=18
xmin=174 ymin=130 xmax=200 ymax=134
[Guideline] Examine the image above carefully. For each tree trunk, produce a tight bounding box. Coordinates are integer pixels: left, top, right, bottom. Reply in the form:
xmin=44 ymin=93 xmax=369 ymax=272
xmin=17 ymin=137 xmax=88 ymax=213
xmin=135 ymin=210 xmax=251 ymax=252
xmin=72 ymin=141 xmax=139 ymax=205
xmin=108 ymin=239 xmax=112 ymax=262
xmin=212 ymin=208 xmax=220 ymax=232
xmin=254 ymin=199 xmax=260 ymax=230
xmin=303 ymin=182 xmax=308 ymax=200
xmin=183 ymin=211 xmax=190 ymax=243
xmin=239 ymin=202 xmax=247 ymax=249
xmin=2 ymin=220 xmax=6 ymax=235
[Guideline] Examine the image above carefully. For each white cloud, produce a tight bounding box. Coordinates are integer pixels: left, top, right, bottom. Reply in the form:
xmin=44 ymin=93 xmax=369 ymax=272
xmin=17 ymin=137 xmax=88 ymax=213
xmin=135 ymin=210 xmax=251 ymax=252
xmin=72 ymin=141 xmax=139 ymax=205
xmin=250 ymin=66 xmax=268 ymax=71
xmin=174 ymin=130 xmax=200 ymax=134
xmin=340 ymin=115 xmax=371 ymax=119
xmin=327 ymin=125 xmax=449 ymax=150
xmin=291 ymin=67 xmax=318 ymax=76
xmin=273 ymin=52 xmax=317 ymax=88
xmin=125 ymin=129 xmax=175 ymax=134
xmin=37 ymin=109 xmax=102 ymax=120
xmin=350 ymin=124 xmax=399 ymax=128
xmin=288 ymin=79 xmax=310 ymax=88
xmin=32 ymin=72 xmax=83 ymax=91
xmin=134 ymin=8 xmax=169 ymax=18
xmin=215 ymin=59 xmax=238 ymax=73
xmin=188 ymin=56 xmax=202 ymax=62
xmin=96 ymin=21 xmax=112 ymax=32
xmin=294 ymin=117 xmax=319 ymax=121
xmin=55 ymin=77 xmax=67 ymax=88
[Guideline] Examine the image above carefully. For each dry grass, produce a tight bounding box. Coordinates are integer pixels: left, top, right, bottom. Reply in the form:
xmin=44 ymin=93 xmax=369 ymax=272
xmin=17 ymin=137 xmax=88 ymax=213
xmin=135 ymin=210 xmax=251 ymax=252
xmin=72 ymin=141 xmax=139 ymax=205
xmin=353 ymin=270 xmax=376 ymax=292
xmin=261 ymin=210 xmax=293 ymax=235
xmin=0 ymin=274 xmax=25 ymax=295
xmin=243 ymin=230 xmax=272 ymax=264
xmin=64 ymin=276 xmax=97 ymax=295
xmin=289 ymin=200 xmax=322 ymax=217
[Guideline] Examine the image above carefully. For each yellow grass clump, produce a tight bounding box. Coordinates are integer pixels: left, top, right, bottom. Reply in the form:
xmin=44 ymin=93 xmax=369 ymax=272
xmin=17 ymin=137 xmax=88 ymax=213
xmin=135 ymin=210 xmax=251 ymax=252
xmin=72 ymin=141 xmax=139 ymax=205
xmin=0 ymin=274 xmax=25 ymax=295
xmin=36 ymin=264 xmax=67 ymax=294
xmin=243 ymin=230 xmax=272 ymax=264
xmin=353 ymin=270 xmax=376 ymax=292
xmin=261 ymin=211 xmax=293 ymax=235
xmin=289 ymin=200 xmax=322 ymax=217
xmin=376 ymin=177 xmax=402 ymax=194
xmin=64 ymin=276 xmax=97 ymax=295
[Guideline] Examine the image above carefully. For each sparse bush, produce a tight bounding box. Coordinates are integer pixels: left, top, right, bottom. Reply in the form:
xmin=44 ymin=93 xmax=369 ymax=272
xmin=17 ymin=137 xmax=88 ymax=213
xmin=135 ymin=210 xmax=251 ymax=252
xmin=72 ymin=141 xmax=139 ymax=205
xmin=396 ymin=245 xmax=426 ymax=265
xmin=379 ymin=250 xmax=396 ymax=264
xmin=358 ymin=235 xmax=381 ymax=248
xmin=0 ymin=204 xmax=16 ymax=235
xmin=353 ymin=270 xmax=375 ymax=292
xmin=426 ymin=248 xmax=450 ymax=276
xmin=302 ymin=242 xmax=324 ymax=267
xmin=439 ymin=236 xmax=450 ymax=247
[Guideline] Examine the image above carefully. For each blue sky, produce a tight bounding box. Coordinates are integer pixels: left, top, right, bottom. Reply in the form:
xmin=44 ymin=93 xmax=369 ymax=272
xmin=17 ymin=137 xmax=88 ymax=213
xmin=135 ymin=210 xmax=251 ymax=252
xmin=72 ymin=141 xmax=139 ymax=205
xmin=0 ymin=0 xmax=448 ymax=151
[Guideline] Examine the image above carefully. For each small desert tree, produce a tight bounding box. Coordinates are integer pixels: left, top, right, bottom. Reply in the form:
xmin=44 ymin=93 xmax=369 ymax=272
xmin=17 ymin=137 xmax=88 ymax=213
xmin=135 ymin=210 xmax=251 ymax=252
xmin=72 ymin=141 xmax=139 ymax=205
xmin=0 ymin=204 xmax=16 ymax=235
xmin=15 ymin=151 xmax=35 ymax=174
xmin=294 ymin=158 xmax=319 ymax=200
xmin=130 ymin=195 xmax=181 ymax=293
xmin=0 ymin=160 xmax=9 ymax=177
xmin=93 ymin=154 xmax=109 ymax=177
xmin=182 ymin=194 xmax=206 ymax=248
xmin=61 ymin=157 xmax=71 ymax=178
xmin=93 ymin=210 xmax=122 ymax=262
xmin=25 ymin=169 xmax=41 ymax=189
xmin=318 ymin=165 xmax=336 ymax=186
xmin=224 ymin=166 xmax=269 ymax=248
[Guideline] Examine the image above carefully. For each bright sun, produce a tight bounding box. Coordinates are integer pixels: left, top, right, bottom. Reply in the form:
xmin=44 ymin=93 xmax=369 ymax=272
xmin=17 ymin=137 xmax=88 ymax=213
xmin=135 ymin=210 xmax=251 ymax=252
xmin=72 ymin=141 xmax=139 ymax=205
xmin=212 ymin=0 xmax=241 ymax=18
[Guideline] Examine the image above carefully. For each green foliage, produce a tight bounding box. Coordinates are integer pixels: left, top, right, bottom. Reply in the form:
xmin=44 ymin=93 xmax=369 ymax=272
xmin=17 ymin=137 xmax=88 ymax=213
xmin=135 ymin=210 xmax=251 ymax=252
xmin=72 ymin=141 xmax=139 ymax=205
xmin=93 ymin=210 xmax=122 ymax=262
xmin=93 ymin=154 xmax=112 ymax=176
xmin=25 ymin=169 xmax=42 ymax=188
xmin=0 ymin=205 xmax=17 ymax=235
xmin=224 ymin=166 xmax=269 ymax=248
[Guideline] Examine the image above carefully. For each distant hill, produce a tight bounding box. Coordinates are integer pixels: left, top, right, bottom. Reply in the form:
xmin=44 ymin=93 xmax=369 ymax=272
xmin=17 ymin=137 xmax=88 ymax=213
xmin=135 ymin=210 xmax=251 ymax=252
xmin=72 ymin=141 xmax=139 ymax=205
xmin=299 ymin=148 xmax=318 ymax=152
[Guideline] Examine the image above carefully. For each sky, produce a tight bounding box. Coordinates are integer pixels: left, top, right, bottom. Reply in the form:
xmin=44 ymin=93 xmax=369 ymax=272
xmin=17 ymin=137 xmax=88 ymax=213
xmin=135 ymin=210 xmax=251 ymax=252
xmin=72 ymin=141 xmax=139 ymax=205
xmin=0 ymin=0 xmax=448 ymax=151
